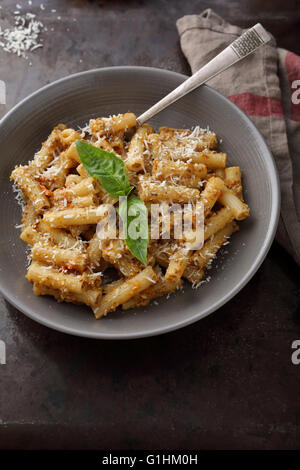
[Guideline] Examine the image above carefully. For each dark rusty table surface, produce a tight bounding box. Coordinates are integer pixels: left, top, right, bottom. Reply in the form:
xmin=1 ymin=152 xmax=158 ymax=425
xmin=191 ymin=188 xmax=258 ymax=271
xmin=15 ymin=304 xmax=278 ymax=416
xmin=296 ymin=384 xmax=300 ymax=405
xmin=0 ymin=0 xmax=300 ymax=450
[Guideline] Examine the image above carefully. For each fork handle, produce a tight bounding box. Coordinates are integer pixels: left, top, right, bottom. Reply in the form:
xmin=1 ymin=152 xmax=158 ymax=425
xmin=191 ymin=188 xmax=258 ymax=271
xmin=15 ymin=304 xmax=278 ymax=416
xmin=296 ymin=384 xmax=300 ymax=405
xmin=137 ymin=23 xmax=270 ymax=126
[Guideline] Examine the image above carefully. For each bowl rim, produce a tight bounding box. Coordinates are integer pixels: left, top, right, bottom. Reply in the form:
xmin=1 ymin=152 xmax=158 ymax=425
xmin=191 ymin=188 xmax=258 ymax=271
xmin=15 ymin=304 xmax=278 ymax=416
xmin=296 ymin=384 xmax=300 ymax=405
xmin=0 ymin=65 xmax=280 ymax=339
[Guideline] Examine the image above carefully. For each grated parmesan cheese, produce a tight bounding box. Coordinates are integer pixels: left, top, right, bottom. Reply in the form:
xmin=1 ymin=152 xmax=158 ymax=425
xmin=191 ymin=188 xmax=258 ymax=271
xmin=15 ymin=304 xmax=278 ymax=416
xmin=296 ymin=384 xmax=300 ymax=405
xmin=0 ymin=11 xmax=44 ymax=59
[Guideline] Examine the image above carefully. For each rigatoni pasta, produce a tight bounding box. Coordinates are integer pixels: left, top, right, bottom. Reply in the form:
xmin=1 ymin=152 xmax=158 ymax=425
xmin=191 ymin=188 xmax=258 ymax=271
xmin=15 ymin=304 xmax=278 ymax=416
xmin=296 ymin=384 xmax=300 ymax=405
xmin=11 ymin=113 xmax=250 ymax=319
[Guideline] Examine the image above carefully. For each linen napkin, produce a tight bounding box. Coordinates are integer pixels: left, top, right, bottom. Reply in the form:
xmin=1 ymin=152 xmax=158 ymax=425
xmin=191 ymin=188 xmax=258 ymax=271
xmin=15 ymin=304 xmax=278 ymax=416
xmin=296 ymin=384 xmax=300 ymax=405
xmin=177 ymin=9 xmax=300 ymax=265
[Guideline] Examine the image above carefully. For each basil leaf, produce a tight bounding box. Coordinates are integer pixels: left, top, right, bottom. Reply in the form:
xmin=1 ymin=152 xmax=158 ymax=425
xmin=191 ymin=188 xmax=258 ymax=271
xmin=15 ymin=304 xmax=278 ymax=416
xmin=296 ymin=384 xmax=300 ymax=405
xmin=76 ymin=140 xmax=133 ymax=197
xmin=119 ymin=195 xmax=149 ymax=265
xmin=76 ymin=140 xmax=149 ymax=264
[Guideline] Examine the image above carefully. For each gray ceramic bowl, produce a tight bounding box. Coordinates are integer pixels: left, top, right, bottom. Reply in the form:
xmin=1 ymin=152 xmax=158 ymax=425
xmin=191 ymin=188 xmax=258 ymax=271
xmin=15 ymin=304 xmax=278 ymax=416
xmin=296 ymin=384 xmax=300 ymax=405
xmin=0 ymin=66 xmax=280 ymax=339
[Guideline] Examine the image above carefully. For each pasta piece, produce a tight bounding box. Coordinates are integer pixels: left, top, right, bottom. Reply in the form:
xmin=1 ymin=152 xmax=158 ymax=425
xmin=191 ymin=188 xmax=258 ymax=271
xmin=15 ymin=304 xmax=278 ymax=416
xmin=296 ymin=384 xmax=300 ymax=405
xmin=224 ymin=166 xmax=241 ymax=186
xmin=150 ymin=201 xmax=183 ymax=240
xmin=183 ymin=265 xmax=205 ymax=285
xmin=20 ymin=226 xmax=42 ymax=246
xmin=158 ymin=149 xmax=226 ymax=168
xmin=43 ymin=206 xmax=109 ymax=228
xmin=193 ymin=222 xmax=239 ymax=269
xmin=138 ymin=176 xmax=200 ymax=203
xmin=215 ymin=168 xmax=225 ymax=179
xmin=109 ymin=113 xmax=137 ymax=132
xmin=152 ymin=159 xmax=207 ymax=188
xmin=204 ymin=207 xmax=234 ymax=241
xmin=64 ymin=141 xmax=81 ymax=164
xmin=158 ymin=127 xmax=218 ymax=150
xmin=151 ymin=240 xmax=174 ymax=268
xmin=27 ymin=262 xmax=84 ymax=294
xmin=71 ymin=196 xmax=96 ymax=208
xmin=87 ymin=233 xmax=102 ymax=268
xmin=90 ymin=113 xmax=136 ymax=137
xmin=11 ymin=167 xmax=50 ymax=213
xmin=33 ymin=283 xmax=101 ymax=308
xmin=37 ymin=220 xmax=77 ymax=249
xmin=219 ymin=188 xmax=249 ymax=220
xmin=122 ymin=273 xmax=181 ymax=309
xmin=165 ymin=247 xmax=190 ymax=284
xmin=65 ymin=174 xmax=82 ymax=187
xmin=60 ymin=128 xmax=81 ymax=147
xmin=22 ymin=202 xmax=39 ymax=227
xmin=224 ymin=166 xmax=243 ymax=199
xmin=32 ymin=243 xmax=87 ymax=273
xmin=93 ymin=266 xmax=158 ymax=318
xmin=94 ymin=137 xmax=115 ymax=153
xmin=146 ymin=133 xmax=163 ymax=159
xmin=200 ymin=176 xmax=225 ymax=214
xmin=67 ymin=177 xmax=97 ymax=197
xmin=29 ymin=124 xmax=66 ymax=173
xmin=125 ymin=124 xmax=153 ymax=172
xmin=103 ymin=279 xmax=124 ymax=295
xmin=101 ymin=239 xmax=142 ymax=278
xmin=37 ymin=152 xmax=77 ymax=190
xmin=149 ymin=133 xmax=221 ymax=165
xmin=52 ymin=188 xmax=97 ymax=209
xmin=189 ymin=150 xmax=226 ymax=169
xmin=76 ymin=163 xmax=90 ymax=178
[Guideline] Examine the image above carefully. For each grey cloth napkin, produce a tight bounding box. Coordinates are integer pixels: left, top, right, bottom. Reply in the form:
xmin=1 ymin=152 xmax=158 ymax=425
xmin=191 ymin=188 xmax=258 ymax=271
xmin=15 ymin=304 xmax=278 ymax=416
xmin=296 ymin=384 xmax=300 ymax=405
xmin=177 ymin=9 xmax=300 ymax=265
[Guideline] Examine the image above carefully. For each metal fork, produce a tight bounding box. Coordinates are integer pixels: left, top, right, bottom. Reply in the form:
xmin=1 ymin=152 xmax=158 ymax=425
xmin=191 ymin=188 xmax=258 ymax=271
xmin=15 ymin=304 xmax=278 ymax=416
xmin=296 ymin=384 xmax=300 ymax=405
xmin=134 ymin=23 xmax=270 ymax=128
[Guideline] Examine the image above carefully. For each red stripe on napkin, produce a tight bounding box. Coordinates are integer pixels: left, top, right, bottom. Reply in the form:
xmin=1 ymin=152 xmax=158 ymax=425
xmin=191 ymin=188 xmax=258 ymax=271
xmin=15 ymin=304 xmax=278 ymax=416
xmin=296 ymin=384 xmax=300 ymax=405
xmin=285 ymin=51 xmax=300 ymax=122
xmin=228 ymin=92 xmax=284 ymax=118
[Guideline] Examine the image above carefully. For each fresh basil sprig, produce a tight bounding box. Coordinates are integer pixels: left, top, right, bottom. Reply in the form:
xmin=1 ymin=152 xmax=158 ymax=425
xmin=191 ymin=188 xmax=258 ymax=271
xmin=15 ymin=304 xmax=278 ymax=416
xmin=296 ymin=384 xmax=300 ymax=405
xmin=76 ymin=140 xmax=133 ymax=197
xmin=118 ymin=195 xmax=149 ymax=265
xmin=76 ymin=140 xmax=149 ymax=264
